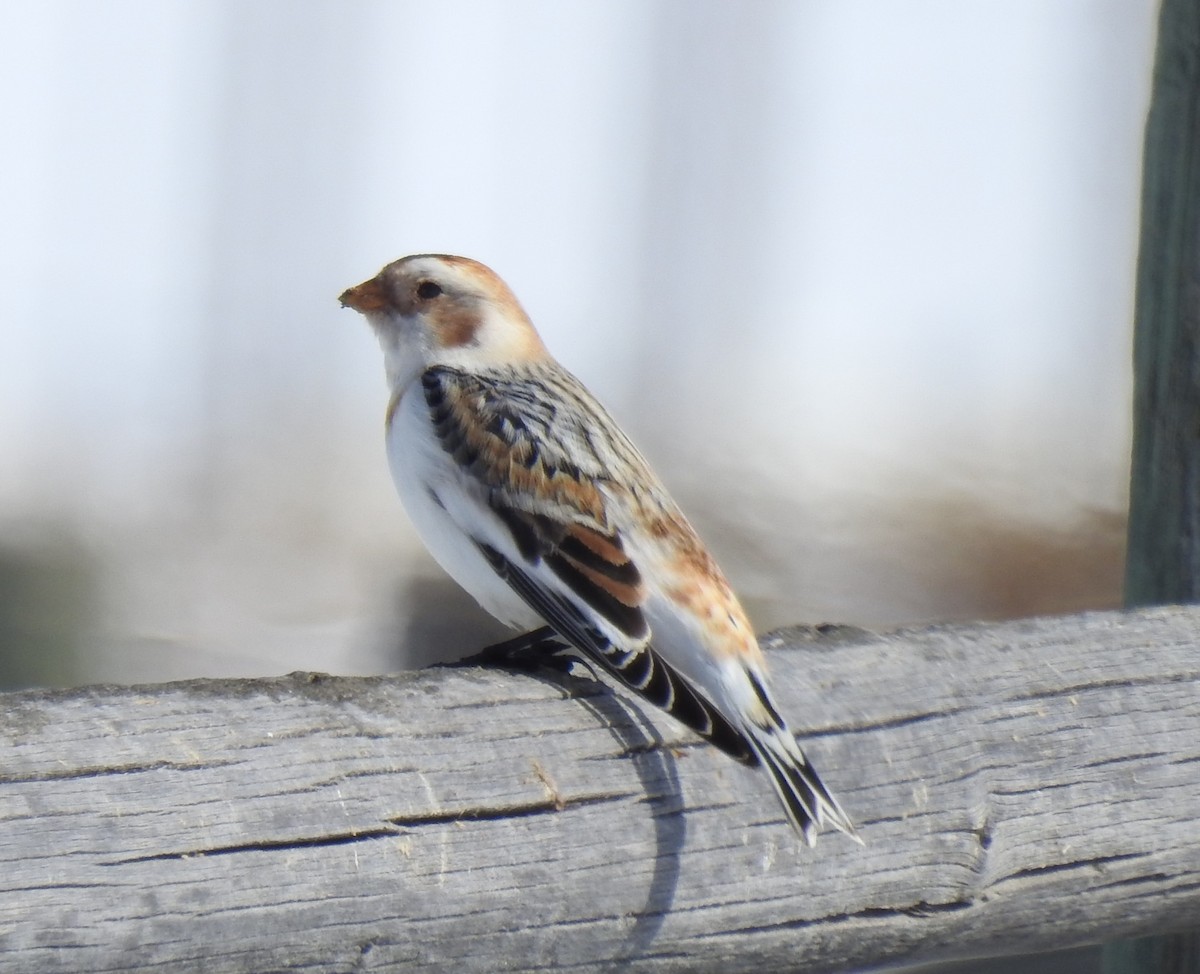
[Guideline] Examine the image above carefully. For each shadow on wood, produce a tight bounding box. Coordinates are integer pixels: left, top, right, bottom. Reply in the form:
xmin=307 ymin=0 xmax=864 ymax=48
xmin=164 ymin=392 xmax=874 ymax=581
xmin=1 ymin=606 xmax=1198 ymax=973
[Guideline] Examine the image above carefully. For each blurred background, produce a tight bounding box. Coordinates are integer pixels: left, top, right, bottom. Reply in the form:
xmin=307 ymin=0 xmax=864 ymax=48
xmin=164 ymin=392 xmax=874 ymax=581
xmin=0 ymin=0 xmax=1155 ymax=689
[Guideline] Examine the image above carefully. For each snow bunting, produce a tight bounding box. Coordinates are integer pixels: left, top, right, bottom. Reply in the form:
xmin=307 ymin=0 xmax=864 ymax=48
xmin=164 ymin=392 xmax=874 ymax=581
xmin=340 ymin=254 xmax=858 ymax=845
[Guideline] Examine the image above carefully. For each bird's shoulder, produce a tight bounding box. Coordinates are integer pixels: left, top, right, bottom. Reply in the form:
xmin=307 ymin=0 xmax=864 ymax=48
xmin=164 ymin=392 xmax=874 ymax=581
xmin=417 ymin=363 xmax=652 ymax=515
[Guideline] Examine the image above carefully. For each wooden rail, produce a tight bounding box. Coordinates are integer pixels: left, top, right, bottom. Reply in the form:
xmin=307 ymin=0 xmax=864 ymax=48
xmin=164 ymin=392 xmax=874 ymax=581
xmin=1 ymin=606 xmax=1198 ymax=973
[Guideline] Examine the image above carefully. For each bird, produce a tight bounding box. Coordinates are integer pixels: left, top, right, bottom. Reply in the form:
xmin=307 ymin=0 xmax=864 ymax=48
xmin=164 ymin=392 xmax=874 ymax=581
xmin=340 ymin=254 xmax=858 ymax=845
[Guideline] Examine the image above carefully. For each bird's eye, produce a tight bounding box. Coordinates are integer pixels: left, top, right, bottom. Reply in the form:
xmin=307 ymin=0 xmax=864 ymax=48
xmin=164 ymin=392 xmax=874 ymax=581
xmin=416 ymin=281 xmax=443 ymax=300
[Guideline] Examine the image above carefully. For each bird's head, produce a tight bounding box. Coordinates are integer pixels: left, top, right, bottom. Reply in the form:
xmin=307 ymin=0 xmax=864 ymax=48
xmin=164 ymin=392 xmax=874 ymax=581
xmin=340 ymin=254 xmax=547 ymax=388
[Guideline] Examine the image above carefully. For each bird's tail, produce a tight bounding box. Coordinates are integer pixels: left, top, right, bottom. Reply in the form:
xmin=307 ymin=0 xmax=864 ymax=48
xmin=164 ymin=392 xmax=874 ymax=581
xmin=744 ymin=720 xmax=861 ymax=846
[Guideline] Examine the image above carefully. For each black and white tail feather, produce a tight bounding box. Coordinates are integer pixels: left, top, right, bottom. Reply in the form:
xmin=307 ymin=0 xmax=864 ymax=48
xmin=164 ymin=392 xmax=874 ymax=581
xmin=739 ymin=712 xmax=860 ymax=846
xmin=478 ymin=541 xmax=859 ymax=846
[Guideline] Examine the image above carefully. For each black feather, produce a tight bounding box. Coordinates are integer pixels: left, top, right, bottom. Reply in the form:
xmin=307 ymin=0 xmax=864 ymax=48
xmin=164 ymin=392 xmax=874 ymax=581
xmin=476 ymin=543 xmax=756 ymax=764
xmin=545 ymin=549 xmax=647 ymax=640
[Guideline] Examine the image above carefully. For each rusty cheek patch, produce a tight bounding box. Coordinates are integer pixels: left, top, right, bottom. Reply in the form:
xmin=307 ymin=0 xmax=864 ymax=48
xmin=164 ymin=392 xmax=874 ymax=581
xmin=432 ymin=299 xmax=483 ymax=348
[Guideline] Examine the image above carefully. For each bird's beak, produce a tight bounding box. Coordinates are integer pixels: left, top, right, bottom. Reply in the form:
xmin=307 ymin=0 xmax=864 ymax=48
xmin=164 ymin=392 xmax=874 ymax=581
xmin=339 ymin=275 xmax=390 ymax=313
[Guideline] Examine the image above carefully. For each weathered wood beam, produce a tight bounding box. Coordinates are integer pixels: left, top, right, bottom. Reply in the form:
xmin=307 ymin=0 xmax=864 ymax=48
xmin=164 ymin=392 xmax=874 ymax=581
xmin=1 ymin=606 xmax=1198 ymax=974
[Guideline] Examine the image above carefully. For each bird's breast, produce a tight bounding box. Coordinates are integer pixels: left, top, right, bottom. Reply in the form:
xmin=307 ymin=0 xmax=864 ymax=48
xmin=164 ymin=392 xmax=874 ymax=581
xmin=385 ymin=388 xmax=540 ymax=631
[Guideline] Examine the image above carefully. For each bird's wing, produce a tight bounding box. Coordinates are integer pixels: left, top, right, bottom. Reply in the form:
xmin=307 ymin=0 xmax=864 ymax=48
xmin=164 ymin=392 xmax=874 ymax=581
xmin=419 ymin=364 xmax=755 ymax=763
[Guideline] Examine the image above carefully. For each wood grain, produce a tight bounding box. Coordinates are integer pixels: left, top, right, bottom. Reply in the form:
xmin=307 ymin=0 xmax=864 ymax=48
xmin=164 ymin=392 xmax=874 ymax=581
xmin=1 ymin=606 xmax=1198 ymax=973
